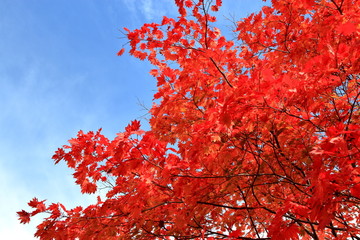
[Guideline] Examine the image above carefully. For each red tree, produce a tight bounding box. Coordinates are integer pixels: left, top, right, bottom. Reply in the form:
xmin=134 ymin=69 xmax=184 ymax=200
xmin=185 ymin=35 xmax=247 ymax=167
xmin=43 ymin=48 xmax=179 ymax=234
xmin=19 ymin=0 xmax=360 ymax=239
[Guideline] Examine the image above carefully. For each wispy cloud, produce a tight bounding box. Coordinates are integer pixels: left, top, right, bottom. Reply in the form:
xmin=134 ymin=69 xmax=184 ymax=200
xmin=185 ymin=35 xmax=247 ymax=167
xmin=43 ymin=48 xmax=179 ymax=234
xmin=0 ymin=164 xmax=35 ymax=240
xmin=121 ymin=0 xmax=177 ymax=23
xmin=0 ymin=61 xmax=100 ymax=239
xmin=139 ymin=0 xmax=156 ymax=21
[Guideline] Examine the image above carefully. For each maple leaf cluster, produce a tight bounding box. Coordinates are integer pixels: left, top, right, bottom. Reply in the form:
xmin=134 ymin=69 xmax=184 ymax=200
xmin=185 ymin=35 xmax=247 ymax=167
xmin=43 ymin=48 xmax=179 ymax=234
xmin=18 ymin=0 xmax=360 ymax=239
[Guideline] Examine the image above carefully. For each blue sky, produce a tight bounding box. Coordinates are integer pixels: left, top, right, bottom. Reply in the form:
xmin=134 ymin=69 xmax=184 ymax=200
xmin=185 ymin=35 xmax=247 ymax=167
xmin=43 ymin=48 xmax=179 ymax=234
xmin=0 ymin=1 xmax=266 ymax=239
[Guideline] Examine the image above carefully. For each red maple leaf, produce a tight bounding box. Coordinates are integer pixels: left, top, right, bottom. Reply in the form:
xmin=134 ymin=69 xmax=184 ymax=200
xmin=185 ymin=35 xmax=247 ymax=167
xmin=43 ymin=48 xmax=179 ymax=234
xmin=337 ymin=21 xmax=356 ymax=36
xmin=116 ymin=48 xmax=125 ymax=56
xmin=17 ymin=210 xmax=31 ymax=224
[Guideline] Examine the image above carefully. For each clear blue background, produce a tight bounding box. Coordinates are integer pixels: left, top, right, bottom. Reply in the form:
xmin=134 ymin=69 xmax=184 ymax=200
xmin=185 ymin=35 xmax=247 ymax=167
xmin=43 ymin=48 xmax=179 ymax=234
xmin=0 ymin=1 xmax=266 ymax=238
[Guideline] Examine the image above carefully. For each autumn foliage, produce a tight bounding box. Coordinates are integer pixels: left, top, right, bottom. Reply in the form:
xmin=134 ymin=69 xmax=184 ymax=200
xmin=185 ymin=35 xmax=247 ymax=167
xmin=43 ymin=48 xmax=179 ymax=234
xmin=18 ymin=0 xmax=360 ymax=239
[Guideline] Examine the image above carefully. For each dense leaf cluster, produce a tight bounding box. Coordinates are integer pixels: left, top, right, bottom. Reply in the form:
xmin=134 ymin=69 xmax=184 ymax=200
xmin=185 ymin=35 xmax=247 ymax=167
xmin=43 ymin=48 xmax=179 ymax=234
xmin=19 ymin=0 xmax=360 ymax=239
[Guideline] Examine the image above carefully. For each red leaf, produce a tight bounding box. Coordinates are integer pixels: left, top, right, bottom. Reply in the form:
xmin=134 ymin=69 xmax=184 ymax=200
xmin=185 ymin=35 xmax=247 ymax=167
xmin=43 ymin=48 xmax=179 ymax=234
xmin=17 ymin=210 xmax=31 ymax=224
xmin=351 ymin=184 xmax=360 ymax=199
xmin=28 ymin=198 xmax=46 ymax=212
xmin=211 ymin=5 xmax=219 ymax=11
xmin=81 ymin=179 xmax=97 ymax=194
xmin=125 ymin=120 xmax=141 ymax=132
xmin=337 ymin=22 xmax=356 ymax=36
xmin=28 ymin=197 xmax=40 ymax=208
xmin=117 ymin=48 xmax=125 ymax=56
xmin=184 ymin=0 xmax=192 ymax=8
xmin=229 ymin=229 xmax=242 ymax=238
xmin=149 ymin=69 xmax=159 ymax=77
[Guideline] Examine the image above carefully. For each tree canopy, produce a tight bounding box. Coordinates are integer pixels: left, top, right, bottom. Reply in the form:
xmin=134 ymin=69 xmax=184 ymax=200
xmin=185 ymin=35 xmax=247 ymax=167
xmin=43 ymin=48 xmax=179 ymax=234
xmin=18 ymin=0 xmax=360 ymax=239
